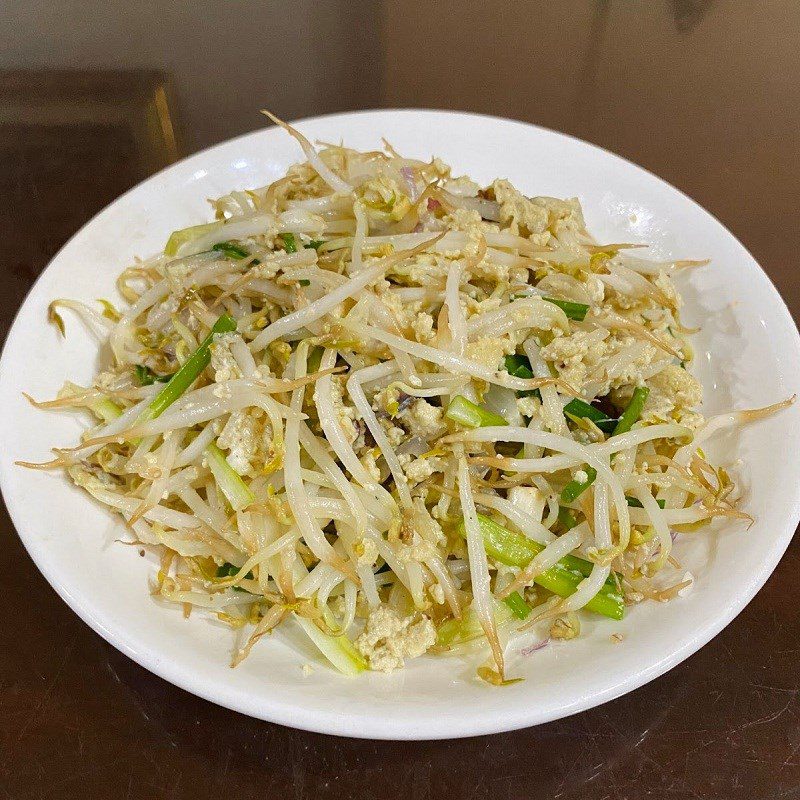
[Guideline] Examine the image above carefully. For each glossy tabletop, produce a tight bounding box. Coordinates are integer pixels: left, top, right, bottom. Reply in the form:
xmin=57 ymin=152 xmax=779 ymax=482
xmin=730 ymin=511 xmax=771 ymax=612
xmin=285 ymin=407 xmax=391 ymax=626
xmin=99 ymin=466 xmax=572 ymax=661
xmin=1 ymin=4 xmax=800 ymax=794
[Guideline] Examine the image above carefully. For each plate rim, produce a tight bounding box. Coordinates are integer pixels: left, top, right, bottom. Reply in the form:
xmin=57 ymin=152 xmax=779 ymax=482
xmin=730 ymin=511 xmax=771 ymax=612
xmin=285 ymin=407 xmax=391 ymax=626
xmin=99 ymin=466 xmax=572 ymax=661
xmin=2 ymin=107 xmax=799 ymax=740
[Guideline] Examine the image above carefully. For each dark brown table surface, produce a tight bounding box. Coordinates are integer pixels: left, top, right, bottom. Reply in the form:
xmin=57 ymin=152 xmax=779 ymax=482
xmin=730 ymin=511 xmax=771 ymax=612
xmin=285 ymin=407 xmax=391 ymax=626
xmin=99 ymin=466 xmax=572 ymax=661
xmin=2 ymin=5 xmax=800 ymax=795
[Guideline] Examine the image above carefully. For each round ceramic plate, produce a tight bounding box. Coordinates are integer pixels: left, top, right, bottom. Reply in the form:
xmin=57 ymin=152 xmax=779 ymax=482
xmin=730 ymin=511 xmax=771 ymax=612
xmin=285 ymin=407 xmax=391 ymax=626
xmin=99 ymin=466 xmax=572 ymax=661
xmin=1 ymin=110 xmax=798 ymax=740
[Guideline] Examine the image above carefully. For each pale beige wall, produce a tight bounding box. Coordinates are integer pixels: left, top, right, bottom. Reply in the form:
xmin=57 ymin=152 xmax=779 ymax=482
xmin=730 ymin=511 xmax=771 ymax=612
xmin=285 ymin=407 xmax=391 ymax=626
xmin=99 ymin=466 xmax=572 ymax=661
xmin=380 ymin=0 xmax=800 ymax=146
xmin=0 ymin=0 xmax=381 ymax=149
xmin=379 ymin=0 xmax=800 ymax=275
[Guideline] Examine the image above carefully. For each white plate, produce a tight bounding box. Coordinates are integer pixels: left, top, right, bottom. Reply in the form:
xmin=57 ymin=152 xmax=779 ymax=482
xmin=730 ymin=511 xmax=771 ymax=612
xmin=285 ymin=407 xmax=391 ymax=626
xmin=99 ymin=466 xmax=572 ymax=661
xmin=1 ymin=110 xmax=799 ymax=740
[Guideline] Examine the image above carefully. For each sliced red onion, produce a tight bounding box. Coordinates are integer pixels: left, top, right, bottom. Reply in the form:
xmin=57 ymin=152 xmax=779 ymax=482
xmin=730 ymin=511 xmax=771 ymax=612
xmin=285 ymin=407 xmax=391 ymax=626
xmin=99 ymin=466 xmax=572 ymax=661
xmin=520 ymin=637 xmax=551 ymax=656
xmin=400 ymin=166 xmax=419 ymax=201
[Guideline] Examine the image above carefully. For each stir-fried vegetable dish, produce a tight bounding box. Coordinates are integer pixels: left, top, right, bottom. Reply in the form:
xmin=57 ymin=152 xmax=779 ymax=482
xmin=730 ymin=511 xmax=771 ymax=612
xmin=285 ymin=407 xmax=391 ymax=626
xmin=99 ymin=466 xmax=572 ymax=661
xmin=21 ymin=112 xmax=791 ymax=681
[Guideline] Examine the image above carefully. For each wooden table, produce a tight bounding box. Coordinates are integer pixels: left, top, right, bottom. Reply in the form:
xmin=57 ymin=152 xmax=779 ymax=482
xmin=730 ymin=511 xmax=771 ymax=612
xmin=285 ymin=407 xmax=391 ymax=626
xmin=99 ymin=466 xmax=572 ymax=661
xmin=1 ymin=13 xmax=799 ymax=794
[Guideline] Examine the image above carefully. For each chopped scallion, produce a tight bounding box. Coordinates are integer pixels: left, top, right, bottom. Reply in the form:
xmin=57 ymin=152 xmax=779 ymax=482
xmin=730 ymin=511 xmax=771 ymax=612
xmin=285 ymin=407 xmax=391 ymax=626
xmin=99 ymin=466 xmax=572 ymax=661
xmin=164 ymin=220 xmax=223 ymax=257
xmin=562 ymin=397 xmax=617 ymax=434
xmin=445 ymin=395 xmax=508 ymax=428
xmin=144 ymin=313 xmax=237 ymax=421
xmin=560 ymin=466 xmax=597 ymax=504
xmin=626 ymin=496 xmax=666 ymax=509
xmin=543 ymin=297 xmax=590 ymax=321
xmin=612 ymin=386 xmax=649 ymax=436
xmin=216 ymin=561 xmax=254 ymax=592
xmin=557 ymin=505 xmax=578 ymax=531
xmin=437 ymin=598 xmax=516 ymax=647
xmin=134 ymin=364 xmax=173 ymax=386
xmin=503 ymin=591 xmax=531 ymax=620
xmin=206 ymin=441 xmax=255 ymax=512
xmin=307 ymin=346 xmax=323 ymax=374
xmin=504 ymin=354 xmax=533 ymax=379
xmin=91 ymin=397 xmax=122 ymax=423
xmin=457 ymin=514 xmax=623 ymax=619
xmin=294 ymin=615 xmax=368 ymax=676
xmin=211 ymin=241 xmax=249 ymax=259
xmin=503 ymin=354 xmax=540 ymax=399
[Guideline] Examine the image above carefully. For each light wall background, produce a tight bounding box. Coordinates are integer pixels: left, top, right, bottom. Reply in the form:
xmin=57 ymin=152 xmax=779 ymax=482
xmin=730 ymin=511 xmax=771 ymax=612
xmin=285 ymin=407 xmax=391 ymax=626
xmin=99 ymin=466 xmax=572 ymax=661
xmin=0 ymin=0 xmax=382 ymax=149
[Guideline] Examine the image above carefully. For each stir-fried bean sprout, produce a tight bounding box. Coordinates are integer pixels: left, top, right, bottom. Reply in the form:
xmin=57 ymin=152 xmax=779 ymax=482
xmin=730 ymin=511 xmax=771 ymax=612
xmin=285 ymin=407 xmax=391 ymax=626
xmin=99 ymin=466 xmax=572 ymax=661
xmin=21 ymin=114 xmax=791 ymax=681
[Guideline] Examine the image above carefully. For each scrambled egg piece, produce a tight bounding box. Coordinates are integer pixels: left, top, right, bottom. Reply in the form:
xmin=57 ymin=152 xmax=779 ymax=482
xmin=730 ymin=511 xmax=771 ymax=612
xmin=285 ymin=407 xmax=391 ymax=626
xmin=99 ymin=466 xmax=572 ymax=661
xmin=634 ymin=364 xmax=703 ymax=427
xmin=649 ymin=364 xmax=702 ymax=409
xmin=585 ymin=274 xmax=606 ymax=304
xmin=412 ymin=312 xmax=435 ymax=343
xmin=396 ymin=534 xmax=438 ymax=565
xmin=533 ymin=195 xmax=585 ymax=236
xmin=404 ymin=457 xmax=434 ymax=484
xmin=428 ymin=157 xmax=452 ymax=181
xmin=217 ymin=410 xmax=260 ymax=475
xmin=445 ymin=207 xmax=484 ymax=233
xmin=397 ymin=399 xmax=446 ymax=439
xmin=374 ymin=282 xmax=422 ymax=331
xmin=507 ymin=485 xmax=545 ymax=521
xmin=382 ymin=419 xmax=405 ymax=446
xmin=466 ymin=337 xmax=516 ymax=370
xmin=353 ymin=536 xmax=378 ymax=567
xmin=356 ymin=606 xmax=436 ymax=672
xmin=542 ymin=329 xmax=662 ymax=396
xmin=517 ymin=394 xmax=542 ymax=418
xmin=444 ymin=208 xmax=500 ymax=242
xmin=359 ymin=172 xmax=412 ymax=224
xmin=403 ymin=455 xmax=444 ymax=485
xmin=254 ymin=250 xmax=298 ymax=280
xmin=429 ymin=583 xmax=445 ymax=605
xmin=445 ymin=216 xmax=517 ymax=284
xmin=406 ymin=254 xmax=451 ymax=286
xmin=360 ymin=450 xmax=381 ymax=483
xmin=463 ymin=294 xmax=503 ymax=318
xmin=209 ymin=334 xmax=243 ymax=383
xmin=373 ymin=384 xmax=400 ymax=413
xmin=492 ymin=179 xmax=549 ymax=240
